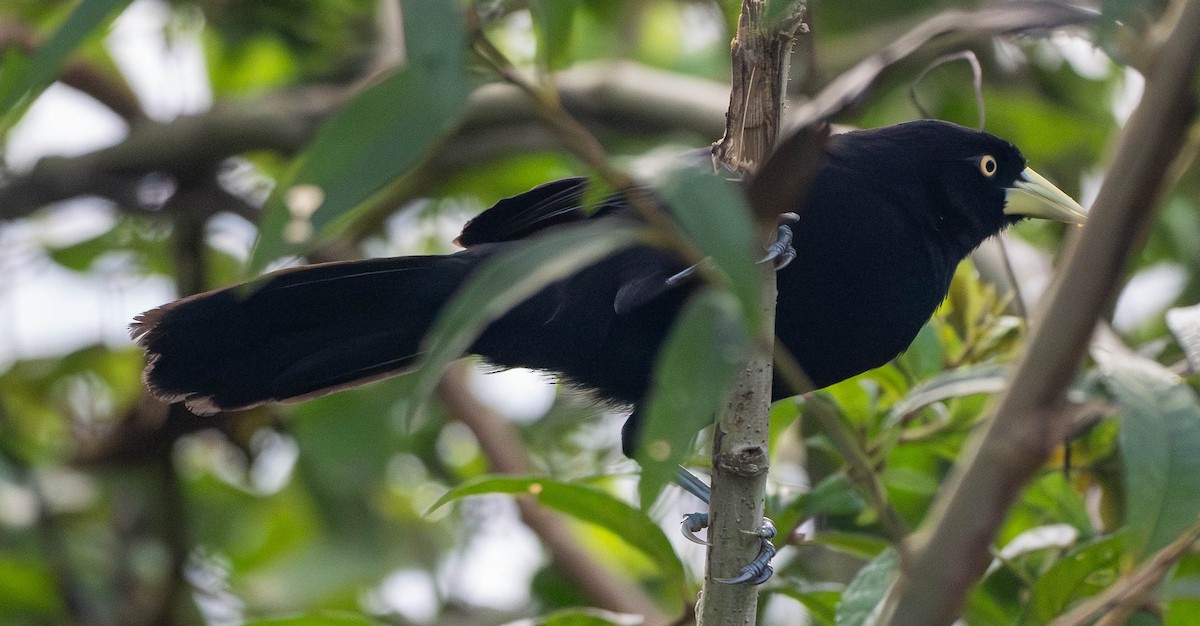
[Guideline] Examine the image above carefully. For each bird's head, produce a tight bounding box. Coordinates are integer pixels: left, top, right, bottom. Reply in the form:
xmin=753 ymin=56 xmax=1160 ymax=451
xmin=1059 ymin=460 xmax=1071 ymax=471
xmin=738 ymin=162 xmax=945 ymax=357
xmin=830 ymin=120 xmax=1086 ymax=253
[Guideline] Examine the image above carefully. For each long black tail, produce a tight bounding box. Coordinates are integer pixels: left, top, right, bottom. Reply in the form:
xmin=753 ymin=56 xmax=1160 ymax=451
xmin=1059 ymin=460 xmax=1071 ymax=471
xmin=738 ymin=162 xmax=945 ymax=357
xmin=132 ymin=254 xmax=476 ymax=414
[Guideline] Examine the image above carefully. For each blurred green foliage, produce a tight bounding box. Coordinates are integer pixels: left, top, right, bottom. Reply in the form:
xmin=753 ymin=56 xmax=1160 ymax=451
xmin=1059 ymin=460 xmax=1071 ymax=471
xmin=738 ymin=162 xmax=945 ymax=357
xmin=2 ymin=0 xmax=1200 ymax=625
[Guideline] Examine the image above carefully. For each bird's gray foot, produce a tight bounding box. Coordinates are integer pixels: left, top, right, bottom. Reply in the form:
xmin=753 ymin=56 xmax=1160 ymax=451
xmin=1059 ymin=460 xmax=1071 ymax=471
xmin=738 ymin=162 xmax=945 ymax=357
xmin=759 ymin=212 xmax=799 ymax=270
xmin=665 ymin=212 xmax=800 ymax=287
xmin=674 ymin=466 xmax=777 ymax=585
xmin=681 ymin=512 xmax=710 ymax=545
xmin=715 ymin=518 xmax=776 ymax=585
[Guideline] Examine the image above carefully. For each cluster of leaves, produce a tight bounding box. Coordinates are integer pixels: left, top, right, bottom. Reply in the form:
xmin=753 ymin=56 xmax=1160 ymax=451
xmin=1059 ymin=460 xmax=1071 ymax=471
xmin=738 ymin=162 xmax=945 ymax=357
xmin=2 ymin=0 xmax=1200 ymax=625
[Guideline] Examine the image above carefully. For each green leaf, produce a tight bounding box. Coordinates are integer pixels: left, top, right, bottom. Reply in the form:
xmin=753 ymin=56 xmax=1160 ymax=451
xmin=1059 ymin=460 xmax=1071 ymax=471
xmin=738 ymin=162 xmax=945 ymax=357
xmin=836 ymin=548 xmax=898 ymax=626
xmin=774 ymin=473 xmax=866 ymax=537
xmin=635 ymin=288 xmax=750 ymax=508
xmin=249 ymin=0 xmax=469 ymax=271
xmin=0 ymin=0 xmax=131 ymax=129
xmin=530 ymin=0 xmax=577 ymax=70
xmin=1165 ymin=553 xmax=1200 ymax=626
xmin=243 ymin=611 xmax=382 ymax=626
xmin=811 ymin=531 xmax=891 ymax=559
xmin=1002 ymin=472 xmax=1093 ymax=548
xmin=1094 ymin=343 xmax=1200 ymax=558
xmin=428 ymin=476 xmax=688 ymax=599
xmin=1022 ymin=534 xmax=1124 ymax=625
xmin=655 ymin=164 xmax=762 ymax=331
xmin=0 ymin=556 xmax=62 ymax=617
xmin=774 ymin=585 xmax=843 ymax=626
xmin=537 ymin=607 xmax=643 ymax=625
xmin=766 ymin=0 xmax=805 ymax=25
xmin=406 ymin=222 xmax=642 ymax=410
xmin=885 ymin=364 xmax=1007 ymax=428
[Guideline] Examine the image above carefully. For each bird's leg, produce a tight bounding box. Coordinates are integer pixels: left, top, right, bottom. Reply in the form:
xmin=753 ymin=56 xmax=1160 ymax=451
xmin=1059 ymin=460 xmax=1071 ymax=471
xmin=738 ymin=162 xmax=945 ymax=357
xmin=759 ymin=212 xmax=799 ymax=270
xmin=665 ymin=212 xmax=800 ymax=286
xmin=674 ymin=465 xmax=777 ymax=584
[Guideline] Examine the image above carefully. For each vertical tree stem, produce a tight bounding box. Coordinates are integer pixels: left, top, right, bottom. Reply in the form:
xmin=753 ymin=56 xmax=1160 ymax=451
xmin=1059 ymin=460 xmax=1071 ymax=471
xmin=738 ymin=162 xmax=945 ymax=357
xmin=701 ymin=2 xmax=807 ymax=623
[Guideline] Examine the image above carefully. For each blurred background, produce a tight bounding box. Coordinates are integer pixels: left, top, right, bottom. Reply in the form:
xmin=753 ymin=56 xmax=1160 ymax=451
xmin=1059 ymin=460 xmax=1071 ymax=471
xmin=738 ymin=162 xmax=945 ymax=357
xmin=1 ymin=0 xmax=1198 ymax=625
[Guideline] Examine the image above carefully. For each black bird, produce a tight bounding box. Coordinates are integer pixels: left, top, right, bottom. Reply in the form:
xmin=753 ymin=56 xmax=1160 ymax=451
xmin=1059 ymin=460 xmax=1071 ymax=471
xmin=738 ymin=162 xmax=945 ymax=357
xmin=132 ymin=121 xmax=1083 ymax=578
xmin=133 ymin=120 xmax=1083 ymax=422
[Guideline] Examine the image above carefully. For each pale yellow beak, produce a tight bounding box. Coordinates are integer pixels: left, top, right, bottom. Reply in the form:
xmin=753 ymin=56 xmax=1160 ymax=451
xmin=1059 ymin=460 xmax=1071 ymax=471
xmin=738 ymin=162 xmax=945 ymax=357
xmin=1003 ymin=167 xmax=1087 ymax=224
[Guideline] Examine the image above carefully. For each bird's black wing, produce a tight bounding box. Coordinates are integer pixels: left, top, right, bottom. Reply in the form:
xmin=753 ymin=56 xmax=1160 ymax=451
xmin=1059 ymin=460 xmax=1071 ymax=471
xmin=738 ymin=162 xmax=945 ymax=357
xmin=456 ymin=177 xmax=689 ymax=313
xmin=455 ymin=177 xmax=631 ymax=247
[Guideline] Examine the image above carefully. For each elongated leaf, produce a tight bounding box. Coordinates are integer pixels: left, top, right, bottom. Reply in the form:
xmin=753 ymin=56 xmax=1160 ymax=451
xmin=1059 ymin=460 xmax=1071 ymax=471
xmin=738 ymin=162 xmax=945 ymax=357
xmin=655 ymin=165 xmax=762 ymax=330
xmin=837 ymin=548 xmax=899 ymax=626
xmin=1094 ymin=343 xmax=1200 ymax=558
xmin=243 ymin=612 xmax=381 ymax=626
xmin=0 ymin=0 xmax=132 ymax=129
xmin=428 ymin=476 xmax=688 ymax=598
xmin=539 ymin=608 xmax=642 ymax=626
xmin=775 ymin=585 xmax=843 ymax=626
xmin=774 ymin=473 xmax=866 ymax=536
xmin=1022 ymin=535 xmax=1124 ymax=625
xmin=249 ymin=0 xmax=469 ymax=271
xmin=811 ymin=531 xmax=891 ymax=560
xmin=636 ymin=288 xmax=750 ymax=507
xmin=530 ymin=0 xmax=577 ymax=69
xmin=885 ymin=364 xmax=1008 ymax=427
xmin=1165 ymin=553 xmax=1200 ymax=626
xmin=409 ymin=222 xmax=643 ymax=405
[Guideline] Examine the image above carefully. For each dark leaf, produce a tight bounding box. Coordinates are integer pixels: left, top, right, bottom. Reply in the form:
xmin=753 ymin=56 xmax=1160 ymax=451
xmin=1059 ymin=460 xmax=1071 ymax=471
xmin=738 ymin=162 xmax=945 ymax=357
xmin=636 ymin=288 xmax=750 ymax=507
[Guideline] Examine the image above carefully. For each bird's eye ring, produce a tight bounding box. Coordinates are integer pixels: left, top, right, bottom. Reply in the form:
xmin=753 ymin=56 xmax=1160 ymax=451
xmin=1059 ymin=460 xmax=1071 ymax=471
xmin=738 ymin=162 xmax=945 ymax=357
xmin=979 ymin=155 xmax=998 ymax=177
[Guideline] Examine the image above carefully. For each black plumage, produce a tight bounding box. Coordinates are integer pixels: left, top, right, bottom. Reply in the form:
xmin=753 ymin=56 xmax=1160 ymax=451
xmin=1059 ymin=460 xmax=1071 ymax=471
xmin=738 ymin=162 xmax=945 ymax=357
xmin=132 ymin=120 xmax=1085 ymax=454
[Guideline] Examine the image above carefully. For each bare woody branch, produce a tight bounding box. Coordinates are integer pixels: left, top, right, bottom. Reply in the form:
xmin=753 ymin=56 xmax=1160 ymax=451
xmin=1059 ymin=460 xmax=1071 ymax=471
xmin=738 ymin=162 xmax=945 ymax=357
xmin=889 ymin=1 xmax=1200 ymax=623
xmin=437 ymin=363 xmax=674 ymax=625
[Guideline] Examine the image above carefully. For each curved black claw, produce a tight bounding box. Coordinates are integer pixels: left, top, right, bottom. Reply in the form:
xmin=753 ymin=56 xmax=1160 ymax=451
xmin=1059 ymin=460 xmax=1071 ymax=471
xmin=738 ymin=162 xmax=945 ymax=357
xmin=715 ymin=517 xmax=778 ymax=585
xmin=681 ymin=512 xmax=710 ymax=545
xmin=759 ymin=212 xmax=799 ymax=270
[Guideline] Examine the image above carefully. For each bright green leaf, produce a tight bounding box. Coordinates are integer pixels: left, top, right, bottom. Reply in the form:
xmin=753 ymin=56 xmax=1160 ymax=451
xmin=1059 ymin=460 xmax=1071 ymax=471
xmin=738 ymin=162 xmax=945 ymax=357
xmin=837 ymin=548 xmax=898 ymax=626
xmin=0 ymin=556 xmax=62 ymax=617
xmin=530 ymin=0 xmax=577 ymax=70
xmin=428 ymin=476 xmax=688 ymax=599
xmin=250 ymin=0 xmax=469 ymax=270
xmin=243 ymin=611 xmax=382 ymax=626
xmin=774 ymin=473 xmax=866 ymax=537
xmin=885 ymin=364 xmax=1007 ymax=428
xmin=1165 ymin=553 xmax=1200 ymax=626
xmin=1022 ymin=534 xmax=1124 ymax=626
xmin=774 ymin=585 xmax=843 ymax=626
xmin=810 ymin=531 xmax=891 ymax=560
xmin=538 ymin=606 xmax=644 ymax=625
xmin=0 ymin=0 xmax=131 ymax=129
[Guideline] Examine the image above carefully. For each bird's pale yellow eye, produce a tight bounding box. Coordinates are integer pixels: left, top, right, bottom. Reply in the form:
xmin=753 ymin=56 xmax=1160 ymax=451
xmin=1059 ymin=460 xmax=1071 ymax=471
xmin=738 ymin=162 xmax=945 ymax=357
xmin=979 ymin=155 xmax=998 ymax=177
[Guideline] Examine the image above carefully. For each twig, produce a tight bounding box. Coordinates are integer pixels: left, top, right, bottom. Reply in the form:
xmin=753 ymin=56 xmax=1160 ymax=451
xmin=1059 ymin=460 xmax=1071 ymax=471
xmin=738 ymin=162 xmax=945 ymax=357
xmin=785 ymin=1 xmax=1096 ymax=131
xmin=1 ymin=63 xmax=726 ymax=227
xmin=699 ymin=2 xmax=807 ymax=624
xmin=0 ymin=20 xmax=147 ymax=123
xmin=468 ymin=31 xmax=708 ymax=268
xmin=436 ymin=363 xmax=676 ymax=625
xmin=908 ymin=50 xmax=985 ymax=130
xmin=889 ymin=1 xmax=1200 ymax=623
